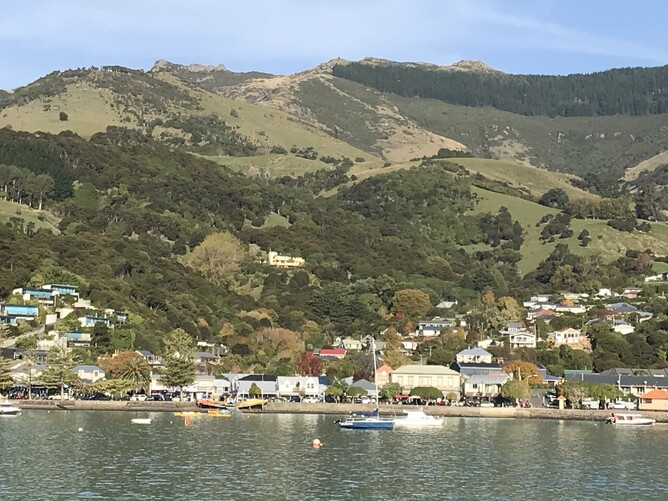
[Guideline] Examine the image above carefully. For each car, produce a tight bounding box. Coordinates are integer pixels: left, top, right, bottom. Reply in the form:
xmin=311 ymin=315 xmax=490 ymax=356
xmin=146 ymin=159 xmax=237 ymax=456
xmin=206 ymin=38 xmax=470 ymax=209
xmin=324 ymin=395 xmax=337 ymax=403
xmin=129 ymin=394 xmax=147 ymax=401
xmin=609 ymin=400 xmax=636 ymax=410
xmin=288 ymin=396 xmax=302 ymax=403
xmin=354 ymin=397 xmax=372 ymax=404
xmin=480 ymin=402 xmax=495 ymax=408
xmin=302 ymin=396 xmax=319 ymax=403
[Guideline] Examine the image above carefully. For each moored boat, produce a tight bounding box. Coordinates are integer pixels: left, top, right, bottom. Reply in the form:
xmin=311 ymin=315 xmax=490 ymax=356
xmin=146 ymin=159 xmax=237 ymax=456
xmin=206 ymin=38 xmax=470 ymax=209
xmin=237 ymin=398 xmax=267 ymax=410
xmin=208 ymin=409 xmax=232 ymax=417
xmin=173 ymin=411 xmax=205 ymax=418
xmin=605 ymin=413 xmax=655 ymax=426
xmin=0 ymin=400 xmax=20 ymax=416
xmin=393 ymin=409 xmax=443 ymax=428
xmin=130 ymin=418 xmax=152 ymax=425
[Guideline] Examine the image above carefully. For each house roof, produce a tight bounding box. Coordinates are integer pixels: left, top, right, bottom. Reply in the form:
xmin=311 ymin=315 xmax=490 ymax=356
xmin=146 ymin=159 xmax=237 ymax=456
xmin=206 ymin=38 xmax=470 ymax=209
xmin=457 ymin=347 xmax=492 ymax=357
xmin=465 ymin=374 xmax=510 ymax=385
xmin=319 ymin=348 xmax=346 ymax=356
xmin=72 ymin=365 xmax=103 ymax=372
xmin=239 ymin=374 xmax=278 ymax=382
xmin=640 ymin=389 xmax=668 ymax=400
xmin=351 ymin=379 xmax=377 ymax=390
xmin=376 ymin=364 xmax=393 ymax=374
xmin=392 ymin=365 xmax=461 ymax=376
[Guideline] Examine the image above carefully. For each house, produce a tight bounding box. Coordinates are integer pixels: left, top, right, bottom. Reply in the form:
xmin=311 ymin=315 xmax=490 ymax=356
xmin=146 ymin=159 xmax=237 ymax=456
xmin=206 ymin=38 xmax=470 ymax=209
xmin=375 ymin=364 xmax=393 ymax=387
xmin=333 ymin=337 xmax=363 ymax=351
xmin=192 ymin=351 xmax=218 ymax=373
xmin=136 ymin=350 xmax=162 ymax=367
xmin=597 ymin=288 xmax=614 ymax=298
xmin=78 ymin=316 xmax=111 ymax=328
xmin=499 ymin=322 xmax=525 ymax=334
xmin=390 ymin=365 xmax=463 ymax=398
xmin=638 ymin=389 xmax=668 ymax=412
xmin=622 ymin=287 xmax=642 ymax=299
xmin=151 ymin=374 xmax=231 ymax=398
xmin=606 ymin=303 xmax=653 ymax=321
xmin=315 ymin=348 xmax=346 ymax=360
xmin=267 ymin=251 xmax=305 ymax=268
xmin=475 ymin=338 xmax=503 ymax=349
xmin=416 ymin=317 xmax=456 ymax=337
xmin=236 ymin=374 xmax=278 ymax=397
xmin=645 ymin=273 xmax=668 ymax=283
xmin=20 ymin=288 xmax=56 ymax=305
xmin=43 ymin=284 xmax=79 ymax=296
xmin=456 ymin=347 xmax=493 ymax=364
xmin=64 ymin=331 xmax=92 ymax=347
xmin=1 ymin=304 xmax=39 ymax=319
xmin=612 ymin=321 xmax=635 ymax=335
xmin=72 ymin=365 xmax=105 ymax=383
xmin=546 ymin=328 xmax=591 ymax=351
xmin=436 ymin=300 xmax=458 ymax=309
xmin=350 ymin=379 xmax=379 ymax=398
xmin=115 ymin=311 xmax=129 ymax=324
xmin=530 ymin=294 xmax=551 ymax=303
xmin=450 ymin=361 xmax=506 ymax=378
xmin=0 ymin=315 xmax=17 ymax=325
xmin=277 ymin=376 xmax=320 ymax=397
xmin=565 ymin=369 xmax=668 ymax=397
xmin=508 ymin=331 xmax=537 ymax=349
xmin=462 ymin=374 xmax=511 ymax=399
xmin=554 ymin=304 xmax=588 ymax=315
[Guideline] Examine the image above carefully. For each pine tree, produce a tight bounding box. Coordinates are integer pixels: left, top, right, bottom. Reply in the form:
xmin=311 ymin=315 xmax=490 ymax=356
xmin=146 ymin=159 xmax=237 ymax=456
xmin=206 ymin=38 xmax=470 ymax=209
xmin=160 ymin=328 xmax=197 ymax=399
xmin=41 ymin=346 xmax=79 ymax=400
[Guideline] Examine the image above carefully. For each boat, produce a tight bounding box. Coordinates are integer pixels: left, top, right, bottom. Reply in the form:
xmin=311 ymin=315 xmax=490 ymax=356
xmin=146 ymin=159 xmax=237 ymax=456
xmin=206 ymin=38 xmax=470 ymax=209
xmin=393 ymin=409 xmax=444 ymax=428
xmin=173 ymin=411 xmax=205 ymax=418
xmin=605 ymin=413 xmax=656 ymax=426
xmin=337 ymin=338 xmax=394 ymax=430
xmin=0 ymin=400 xmax=20 ymax=416
xmin=236 ymin=398 xmax=267 ymax=410
xmin=197 ymin=398 xmax=228 ymax=410
xmin=130 ymin=418 xmax=152 ymax=425
xmin=208 ymin=408 xmax=232 ymax=418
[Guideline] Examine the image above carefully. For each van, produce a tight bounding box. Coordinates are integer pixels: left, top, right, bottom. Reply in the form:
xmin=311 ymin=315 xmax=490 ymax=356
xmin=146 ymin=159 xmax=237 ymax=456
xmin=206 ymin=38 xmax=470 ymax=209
xmin=581 ymin=399 xmax=600 ymax=410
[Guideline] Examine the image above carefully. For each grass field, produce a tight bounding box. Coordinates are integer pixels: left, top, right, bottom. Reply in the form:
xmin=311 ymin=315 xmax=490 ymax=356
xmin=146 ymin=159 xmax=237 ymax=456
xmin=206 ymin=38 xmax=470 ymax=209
xmin=0 ymin=200 xmax=60 ymax=233
xmin=455 ymin=158 xmax=596 ymax=201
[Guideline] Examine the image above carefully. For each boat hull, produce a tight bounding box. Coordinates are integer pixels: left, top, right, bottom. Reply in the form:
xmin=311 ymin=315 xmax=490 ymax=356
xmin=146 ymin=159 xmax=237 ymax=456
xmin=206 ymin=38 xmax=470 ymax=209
xmin=394 ymin=420 xmax=443 ymax=428
xmin=131 ymin=418 xmax=152 ymax=424
xmin=338 ymin=420 xmax=395 ymax=430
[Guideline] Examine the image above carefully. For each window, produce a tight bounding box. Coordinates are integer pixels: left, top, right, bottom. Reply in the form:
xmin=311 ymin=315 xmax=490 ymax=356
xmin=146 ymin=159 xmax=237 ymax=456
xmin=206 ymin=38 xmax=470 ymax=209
xmin=437 ymin=377 xmax=443 ymax=386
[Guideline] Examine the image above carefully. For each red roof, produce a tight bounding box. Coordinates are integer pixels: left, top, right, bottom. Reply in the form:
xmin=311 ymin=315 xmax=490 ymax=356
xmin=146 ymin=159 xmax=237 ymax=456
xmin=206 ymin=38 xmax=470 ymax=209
xmin=640 ymin=389 xmax=668 ymax=400
xmin=319 ymin=348 xmax=346 ymax=356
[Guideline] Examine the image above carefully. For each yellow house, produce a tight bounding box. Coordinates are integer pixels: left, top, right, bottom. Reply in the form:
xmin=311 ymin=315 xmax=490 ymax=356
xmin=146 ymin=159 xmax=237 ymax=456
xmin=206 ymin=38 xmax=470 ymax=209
xmin=390 ymin=365 xmax=463 ymax=398
xmin=638 ymin=389 xmax=668 ymax=411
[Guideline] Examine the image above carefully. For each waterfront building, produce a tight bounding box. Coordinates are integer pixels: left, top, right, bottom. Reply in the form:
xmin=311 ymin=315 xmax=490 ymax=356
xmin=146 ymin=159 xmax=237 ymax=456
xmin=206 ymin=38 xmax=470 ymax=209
xmin=375 ymin=364 xmax=393 ymax=387
xmin=391 ymin=365 xmax=463 ymax=398
xmin=638 ymin=389 xmax=668 ymax=411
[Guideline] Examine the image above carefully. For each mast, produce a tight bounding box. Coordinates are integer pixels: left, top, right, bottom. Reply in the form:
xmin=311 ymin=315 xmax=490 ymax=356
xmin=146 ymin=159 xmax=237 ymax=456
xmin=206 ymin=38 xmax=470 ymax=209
xmin=372 ymin=337 xmax=379 ymax=409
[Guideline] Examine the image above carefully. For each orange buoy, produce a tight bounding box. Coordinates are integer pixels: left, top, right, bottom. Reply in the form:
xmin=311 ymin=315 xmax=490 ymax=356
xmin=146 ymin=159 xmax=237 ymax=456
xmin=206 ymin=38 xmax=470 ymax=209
xmin=185 ymin=416 xmax=191 ymax=427
xmin=311 ymin=438 xmax=322 ymax=448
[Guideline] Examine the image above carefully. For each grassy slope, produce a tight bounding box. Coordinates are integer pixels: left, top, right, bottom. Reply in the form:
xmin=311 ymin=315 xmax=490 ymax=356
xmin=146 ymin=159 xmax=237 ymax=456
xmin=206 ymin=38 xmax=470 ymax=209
xmin=455 ymin=158 xmax=597 ymax=201
xmin=0 ymin=200 xmax=60 ymax=233
xmin=469 ymin=187 xmax=668 ymax=274
xmin=623 ymin=150 xmax=668 ymax=181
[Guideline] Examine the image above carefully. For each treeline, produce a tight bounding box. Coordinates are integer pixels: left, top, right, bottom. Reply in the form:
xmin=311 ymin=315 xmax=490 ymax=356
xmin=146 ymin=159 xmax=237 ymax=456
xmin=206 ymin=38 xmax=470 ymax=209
xmin=0 ymin=164 xmax=55 ymax=210
xmin=332 ymin=62 xmax=668 ymax=117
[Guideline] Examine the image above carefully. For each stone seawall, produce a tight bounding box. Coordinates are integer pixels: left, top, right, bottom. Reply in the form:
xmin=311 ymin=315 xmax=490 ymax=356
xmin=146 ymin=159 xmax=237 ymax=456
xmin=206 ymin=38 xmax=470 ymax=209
xmin=14 ymin=400 xmax=668 ymax=423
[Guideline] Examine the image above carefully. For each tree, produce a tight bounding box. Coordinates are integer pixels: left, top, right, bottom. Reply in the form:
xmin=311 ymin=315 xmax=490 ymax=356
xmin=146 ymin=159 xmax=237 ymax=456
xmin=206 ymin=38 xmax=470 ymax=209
xmin=381 ymin=328 xmax=410 ymax=369
xmin=381 ymin=382 xmax=402 ymax=400
xmin=538 ymin=188 xmax=569 ymax=209
xmin=160 ymin=328 xmax=197 ymax=398
xmin=391 ymin=289 xmax=432 ymax=318
xmin=588 ymin=383 xmax=623 ymax=409
xmin=503 ymin=360 xmax=543 ymax=385
xmin=248 ymin=382 xmax=262 ymax=397
xmin=346 ymin=386 xmax=368 ymax=398
xmin=0 ymin=357 xmax=13 ymax=393
xmin=324 ymin=385 xmax=344 ymax=402
xmin=557 ymin=381 xmax=588 ymax=408
xmin=117 ymin=356 xmax=151 ymax=393
xmin=94 ymin=378 xmax=131 ymax=399
xmin=185 ymin=232 xmax=245 ymax=285
xmin=92 ymin=322 xmax=111 ymax=350
xmin=59 ymin=111 xmax=68 ymax=121
xmin=577 ymin=229 xmax=591 ymax=247
xmin=409 ymin=386 xmax=443 ymax=400
xmin=501 ymin=380 xmax=530 ymax=406
xmin=296 ymin=351 xmax=322 ymax=376
xmin=41 ymin=346 xmax=79 ymax=400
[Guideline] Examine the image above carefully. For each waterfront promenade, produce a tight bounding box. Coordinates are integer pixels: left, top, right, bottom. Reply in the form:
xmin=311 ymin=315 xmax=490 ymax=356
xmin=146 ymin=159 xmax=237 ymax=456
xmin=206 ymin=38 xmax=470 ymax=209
xmin=14 ymin=399 xmax=668 ymax=422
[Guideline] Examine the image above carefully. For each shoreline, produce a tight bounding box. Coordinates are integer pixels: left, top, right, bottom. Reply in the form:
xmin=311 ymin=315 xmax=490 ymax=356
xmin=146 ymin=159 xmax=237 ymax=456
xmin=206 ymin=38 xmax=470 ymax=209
xmin=13 ymin=400 xmax=668 ymax=422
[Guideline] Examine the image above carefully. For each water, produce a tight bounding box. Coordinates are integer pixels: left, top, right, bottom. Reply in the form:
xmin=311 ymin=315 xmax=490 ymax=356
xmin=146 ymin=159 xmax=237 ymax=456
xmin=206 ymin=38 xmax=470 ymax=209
xmin=1 ymin=411 xmax=667 ymax=500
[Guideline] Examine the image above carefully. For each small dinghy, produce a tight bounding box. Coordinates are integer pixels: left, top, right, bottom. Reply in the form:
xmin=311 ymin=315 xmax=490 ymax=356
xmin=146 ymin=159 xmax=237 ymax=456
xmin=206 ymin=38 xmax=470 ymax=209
xmin=131 ymin=418 xmax=153 ymax=425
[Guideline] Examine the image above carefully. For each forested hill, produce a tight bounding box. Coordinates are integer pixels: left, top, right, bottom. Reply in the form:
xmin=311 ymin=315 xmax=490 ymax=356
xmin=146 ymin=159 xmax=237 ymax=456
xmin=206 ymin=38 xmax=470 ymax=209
xmin=332 ymin=62 xmax=668 ymax=117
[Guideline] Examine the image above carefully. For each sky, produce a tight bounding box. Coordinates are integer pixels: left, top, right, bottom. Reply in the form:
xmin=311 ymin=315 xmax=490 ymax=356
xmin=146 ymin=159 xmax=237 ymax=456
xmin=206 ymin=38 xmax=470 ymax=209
xmin=2 ymin=0 xmax=668 ymax=89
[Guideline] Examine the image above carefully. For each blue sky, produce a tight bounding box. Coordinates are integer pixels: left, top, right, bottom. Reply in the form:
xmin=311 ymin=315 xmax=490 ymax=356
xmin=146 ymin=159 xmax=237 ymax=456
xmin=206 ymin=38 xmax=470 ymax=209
xmin=2 ymin=0 xmax=667 ymax=89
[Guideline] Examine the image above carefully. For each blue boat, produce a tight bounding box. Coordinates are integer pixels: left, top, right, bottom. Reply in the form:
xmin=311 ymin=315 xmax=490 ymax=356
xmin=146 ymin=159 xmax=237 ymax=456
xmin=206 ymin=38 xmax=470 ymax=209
xmin=337 ymin=338 xmax=395 ymax=430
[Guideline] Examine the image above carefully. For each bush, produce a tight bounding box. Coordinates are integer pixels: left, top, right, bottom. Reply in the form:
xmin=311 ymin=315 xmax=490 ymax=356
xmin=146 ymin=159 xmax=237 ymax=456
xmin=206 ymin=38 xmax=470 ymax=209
xmin=59 ymin=111 xmax=68 ymax=121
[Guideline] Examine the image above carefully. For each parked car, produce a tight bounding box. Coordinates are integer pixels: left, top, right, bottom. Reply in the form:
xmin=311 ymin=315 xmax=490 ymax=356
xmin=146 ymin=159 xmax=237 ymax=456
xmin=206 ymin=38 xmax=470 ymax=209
xmin=302 ymin=396 xmax=319 ymax=403
xmin=609 ymin=400 xmax=636 ymax=410
xmin=581 ymin=399 xmax=600 ymax=410
xmin=288 ymin=396 xmax=302 ymax=403
xmin=354 ymin=397 xmax=372 ymax=404
xmin=129 ymin=394 xmax=147 ymax=401
xmin=480 ymin=402 xmax=495 ymax=408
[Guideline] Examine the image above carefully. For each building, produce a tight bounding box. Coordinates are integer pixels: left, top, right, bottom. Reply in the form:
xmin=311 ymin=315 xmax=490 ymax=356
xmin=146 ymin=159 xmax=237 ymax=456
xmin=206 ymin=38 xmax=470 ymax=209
xmin=375 ymin=364 xmax=393 ymax=387
xmin=565 ymin=369 xmax=668 ymax=397
xmin=546 ymin=328 xmax=591 ymax=351
xmin=638 ymin=389 xmax=668 ymax=411
xmin=72 ymin=365 xmax=105 ymax=383
xmin=78 ymin=316 xmax=112 ymax=328
xmin=333 ymin=337 xmax=363 ymax=351
xmin=1 ymin=304 xmax=39 ymax=319
xmin=64 ymin=331 xmax=92 ymax=347
xmin=236 ymin=374 xmax=278 ymax=397
xmin=416 ymin=317 xmax=457 ymax=337
xmin=43 ymin=284 xmax=79 ymax=296
xmin=315 ymin=348 xmax=346 ymax=361
xmin=277 ymin=376 xmax=320 ymax=398
xmin=267 ymin=251 xmax=305 ymax=268
xmin=462 ymin=374 xmax=511 ymax=399
xmin=390 ymin=365 xmax=463 ymax=398
xmin=508 ymin=331 xmax=537 ymax=349
xmin=136 ymin=350 xmax=162 ymax=367
xmin=350 ymin=379 xmax=379 ymax=398
xmin=456 ymin=347 xmax=493 ymax=364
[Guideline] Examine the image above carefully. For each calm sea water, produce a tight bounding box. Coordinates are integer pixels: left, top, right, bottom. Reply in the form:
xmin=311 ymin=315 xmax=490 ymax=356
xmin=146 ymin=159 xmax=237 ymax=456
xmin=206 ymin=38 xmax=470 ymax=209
xmin=0 ymin=410 xmax=667 ymax=500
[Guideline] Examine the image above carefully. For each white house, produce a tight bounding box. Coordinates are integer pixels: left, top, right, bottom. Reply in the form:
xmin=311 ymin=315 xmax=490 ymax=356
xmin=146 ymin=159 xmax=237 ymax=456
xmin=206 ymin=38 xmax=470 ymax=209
xmin=416 ymin=317 xmax=456 ymax=337
xmin=546 ymin=327 xmax=591 ymax=351
xmin=462 ymin=374 xmax=511 ymax=399
xmin=72 ymin=365 xmax=105 ymax=383
xmin=267 ymin=251 xmax=305 ymax=268
xmin=333 ymin=337 xmax=363 ymax=351
xmin=456 ymin=347 xmax=493 ymax=364
xmin=277 ymin=376 xmax=320 ymax=397
xmin=508 ymin=331 xmax=537 ymax=349
xmin=390 ymin=365 xmax=464 ymax=398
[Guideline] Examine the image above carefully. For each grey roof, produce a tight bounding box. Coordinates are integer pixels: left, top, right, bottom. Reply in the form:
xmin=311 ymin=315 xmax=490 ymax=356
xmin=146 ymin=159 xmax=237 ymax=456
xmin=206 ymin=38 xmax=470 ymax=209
xmin=351 ymin=379 xmax=377 ymax=391
xmin=72 ymin=365 xmax=104 ymax=372
xmin=465 ymin=374 xmax=509 ymax=385
xmin=457 ymin=347 xmax=492 ymax=357
xmin=607 ymin=302 xmax=639 ymax=313
xmin=565 ymin=373 xmax=668 ymax=388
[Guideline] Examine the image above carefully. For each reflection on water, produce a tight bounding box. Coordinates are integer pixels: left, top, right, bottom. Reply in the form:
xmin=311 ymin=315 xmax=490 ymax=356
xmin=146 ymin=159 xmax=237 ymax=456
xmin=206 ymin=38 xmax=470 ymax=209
xmin=0 ymin=411 xmax=667 ymax=500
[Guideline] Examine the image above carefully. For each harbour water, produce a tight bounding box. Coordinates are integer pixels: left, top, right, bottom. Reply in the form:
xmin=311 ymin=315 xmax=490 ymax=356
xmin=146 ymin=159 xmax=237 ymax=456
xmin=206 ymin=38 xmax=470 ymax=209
xmin=1 ymin=411 xmax=667 ymax=500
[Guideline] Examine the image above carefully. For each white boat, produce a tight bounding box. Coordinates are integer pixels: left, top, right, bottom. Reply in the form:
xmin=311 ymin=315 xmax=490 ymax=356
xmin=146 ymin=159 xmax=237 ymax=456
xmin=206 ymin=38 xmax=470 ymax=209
xmin=394 ymin=410 xmax=444 ymax=428
xmin=605 ymin=413 xmax=655 ymax=426
xmin=0 ymin=400 xmax=20 ymax=416
xmin=130 ymin=418 xmax=152 ymax=425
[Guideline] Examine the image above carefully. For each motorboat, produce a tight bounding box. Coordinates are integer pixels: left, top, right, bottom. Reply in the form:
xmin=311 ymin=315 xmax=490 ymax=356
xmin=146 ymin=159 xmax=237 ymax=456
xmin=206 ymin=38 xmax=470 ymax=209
xmin=130 ymin=418 xmax=152 ymax=425
xmin=393 ymin=410 xmax=444 ymax=428
xmin=208 ymin=408 xmax=232 ymax=418
xmin=0 ymin=400 xmax=20 ymax=416
xmin=605 ymin=413 xmax=655 ymax=426
xmin=197 ymin=399 xmax=228 ymax=410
